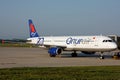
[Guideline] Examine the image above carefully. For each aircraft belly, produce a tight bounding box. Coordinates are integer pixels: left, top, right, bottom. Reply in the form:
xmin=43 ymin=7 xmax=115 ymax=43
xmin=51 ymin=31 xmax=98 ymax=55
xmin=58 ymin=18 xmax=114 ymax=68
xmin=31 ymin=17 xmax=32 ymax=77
xmin=65 ymin=47 xmax=115 ymax=52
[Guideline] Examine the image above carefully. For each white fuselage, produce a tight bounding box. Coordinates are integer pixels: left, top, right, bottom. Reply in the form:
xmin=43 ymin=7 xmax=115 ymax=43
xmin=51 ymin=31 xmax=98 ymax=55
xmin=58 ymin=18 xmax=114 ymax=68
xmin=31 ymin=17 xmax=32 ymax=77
xmin=27 ymin=36 xmax=117 ymax=52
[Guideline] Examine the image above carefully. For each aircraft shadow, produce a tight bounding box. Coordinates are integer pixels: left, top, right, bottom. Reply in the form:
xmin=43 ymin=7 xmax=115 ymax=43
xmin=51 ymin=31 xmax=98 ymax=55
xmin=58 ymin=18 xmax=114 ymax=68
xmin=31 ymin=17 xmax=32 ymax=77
xmin=60 ymin=52 xmax=113 ymax=59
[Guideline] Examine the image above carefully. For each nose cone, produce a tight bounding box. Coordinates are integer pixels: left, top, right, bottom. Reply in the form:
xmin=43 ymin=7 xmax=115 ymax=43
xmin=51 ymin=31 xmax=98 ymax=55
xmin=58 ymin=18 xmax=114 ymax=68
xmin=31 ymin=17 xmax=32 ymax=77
xmin=110 ymin=43 xmax=117 ymax=50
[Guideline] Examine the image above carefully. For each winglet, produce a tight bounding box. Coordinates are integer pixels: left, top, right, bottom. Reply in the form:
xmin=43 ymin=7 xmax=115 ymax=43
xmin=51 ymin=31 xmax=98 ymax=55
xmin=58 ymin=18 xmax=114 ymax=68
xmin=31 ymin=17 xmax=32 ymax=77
xmin=28 ymin=19 xmax=39 ymax=37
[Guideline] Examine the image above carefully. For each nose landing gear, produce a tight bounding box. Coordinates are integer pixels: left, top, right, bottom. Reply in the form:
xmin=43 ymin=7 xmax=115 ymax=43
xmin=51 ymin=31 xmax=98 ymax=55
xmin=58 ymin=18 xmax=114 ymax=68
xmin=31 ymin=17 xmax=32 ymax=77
xmin=100 ymin=52 xmax=104 ymax=59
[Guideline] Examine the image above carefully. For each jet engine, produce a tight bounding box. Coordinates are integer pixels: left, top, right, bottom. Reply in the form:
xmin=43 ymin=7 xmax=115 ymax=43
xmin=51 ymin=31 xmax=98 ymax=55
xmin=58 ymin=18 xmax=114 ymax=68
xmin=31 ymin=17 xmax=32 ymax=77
xmin=48 ymin=47 xmax=62 ymax=57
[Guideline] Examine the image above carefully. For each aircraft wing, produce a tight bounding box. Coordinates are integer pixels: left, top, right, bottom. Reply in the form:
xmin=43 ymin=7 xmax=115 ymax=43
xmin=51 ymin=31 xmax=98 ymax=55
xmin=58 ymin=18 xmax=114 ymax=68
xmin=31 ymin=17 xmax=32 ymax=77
xmin=43 ymin=44 xmax=67 ymax=49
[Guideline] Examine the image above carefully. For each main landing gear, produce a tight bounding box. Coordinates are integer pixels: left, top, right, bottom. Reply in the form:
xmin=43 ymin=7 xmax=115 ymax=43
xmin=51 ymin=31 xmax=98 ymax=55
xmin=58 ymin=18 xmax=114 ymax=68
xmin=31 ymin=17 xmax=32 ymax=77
xmin=71 ymin=51 xmax=78 ymax=57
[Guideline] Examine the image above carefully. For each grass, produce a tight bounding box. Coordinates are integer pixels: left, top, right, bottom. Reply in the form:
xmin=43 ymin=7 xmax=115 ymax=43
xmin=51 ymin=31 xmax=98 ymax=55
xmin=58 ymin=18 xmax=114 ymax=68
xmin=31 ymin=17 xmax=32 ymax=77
xmin=0 ymin=66 xmax=120 ymax=80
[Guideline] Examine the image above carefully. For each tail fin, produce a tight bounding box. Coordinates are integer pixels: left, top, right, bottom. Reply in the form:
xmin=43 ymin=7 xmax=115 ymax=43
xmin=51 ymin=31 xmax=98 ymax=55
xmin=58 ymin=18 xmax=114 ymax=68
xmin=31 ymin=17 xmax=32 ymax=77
xmin=28 ymin=19 xmax=39 ymax=38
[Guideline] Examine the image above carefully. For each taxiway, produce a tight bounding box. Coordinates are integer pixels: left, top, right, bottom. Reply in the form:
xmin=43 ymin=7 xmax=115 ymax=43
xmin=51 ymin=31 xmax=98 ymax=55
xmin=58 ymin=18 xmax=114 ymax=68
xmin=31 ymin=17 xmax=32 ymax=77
xmin=0 ymin=47 xmax=120 ymax=68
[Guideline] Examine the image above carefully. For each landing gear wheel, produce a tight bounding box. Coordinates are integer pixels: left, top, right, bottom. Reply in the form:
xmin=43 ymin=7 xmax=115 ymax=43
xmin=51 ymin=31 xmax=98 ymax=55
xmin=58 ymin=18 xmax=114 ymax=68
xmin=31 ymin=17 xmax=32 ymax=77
xmin=71 ymin=53 xmax=77 ymax=57
xmin=100 ymin=56 xmax=104 ymax=59
xmin=100 ymin=52 xmax=104 ymax=59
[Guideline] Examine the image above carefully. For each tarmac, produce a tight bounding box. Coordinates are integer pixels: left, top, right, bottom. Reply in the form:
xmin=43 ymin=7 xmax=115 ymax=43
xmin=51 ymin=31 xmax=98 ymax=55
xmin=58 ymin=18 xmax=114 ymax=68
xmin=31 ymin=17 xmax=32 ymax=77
xmin=0 ymin=47 xmax=120 ymax=68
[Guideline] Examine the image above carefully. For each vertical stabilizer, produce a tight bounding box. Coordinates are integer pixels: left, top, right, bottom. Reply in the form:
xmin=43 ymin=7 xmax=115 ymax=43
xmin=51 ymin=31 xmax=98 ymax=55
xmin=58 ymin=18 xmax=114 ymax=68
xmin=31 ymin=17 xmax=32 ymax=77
xmin=28 ymin=19 xmax=39 ymax=37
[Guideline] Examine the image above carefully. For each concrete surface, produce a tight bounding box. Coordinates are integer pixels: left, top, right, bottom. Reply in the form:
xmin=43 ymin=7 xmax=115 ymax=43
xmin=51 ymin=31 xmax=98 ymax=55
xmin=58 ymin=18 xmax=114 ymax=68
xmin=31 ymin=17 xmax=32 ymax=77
xmin=0 ymin=47 xmax=120 ymax=68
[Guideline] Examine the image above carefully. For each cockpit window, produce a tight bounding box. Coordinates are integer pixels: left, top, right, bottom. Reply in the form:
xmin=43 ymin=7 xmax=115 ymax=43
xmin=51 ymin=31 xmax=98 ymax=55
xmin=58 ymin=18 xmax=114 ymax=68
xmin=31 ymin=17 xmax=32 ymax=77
xmin=108 ymin=40 xmax=112 ymax=42
xmin=103 ymin=40 xmax=113 ymax=42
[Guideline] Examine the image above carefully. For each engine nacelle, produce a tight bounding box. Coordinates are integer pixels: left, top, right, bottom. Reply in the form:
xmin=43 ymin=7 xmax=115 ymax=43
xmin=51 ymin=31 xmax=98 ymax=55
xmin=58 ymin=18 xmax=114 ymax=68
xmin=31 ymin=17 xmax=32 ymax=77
xmin=82 ymin=51 xmax=95 ymax=54
xmin=48 ymin=47 xmax=62 ymax=57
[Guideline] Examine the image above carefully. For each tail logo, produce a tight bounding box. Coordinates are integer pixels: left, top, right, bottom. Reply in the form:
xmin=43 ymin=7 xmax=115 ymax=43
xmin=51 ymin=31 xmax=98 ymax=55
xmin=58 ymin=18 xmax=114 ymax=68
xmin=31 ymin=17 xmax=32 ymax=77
xmin=31 ymin=32 xmax=37 ymax=37
xmin=30 ymin=24 xmax=37 ymax=37
xmin=30 ymin=24 xmax=36 ymax=32
xmin=29 ymin=19 xmax=39 ymax=37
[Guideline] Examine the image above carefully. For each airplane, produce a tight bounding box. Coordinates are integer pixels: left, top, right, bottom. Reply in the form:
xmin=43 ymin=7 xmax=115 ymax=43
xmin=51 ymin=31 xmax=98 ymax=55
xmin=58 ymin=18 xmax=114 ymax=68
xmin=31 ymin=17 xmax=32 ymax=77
xmin=27 ymin=19 xmax=117 ymax=59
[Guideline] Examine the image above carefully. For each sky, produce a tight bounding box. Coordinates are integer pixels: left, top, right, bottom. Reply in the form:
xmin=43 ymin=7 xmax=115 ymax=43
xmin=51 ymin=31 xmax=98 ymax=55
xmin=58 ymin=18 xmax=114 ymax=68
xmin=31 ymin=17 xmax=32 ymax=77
xmin=0 ymin=0 xmax=120 ymax=39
